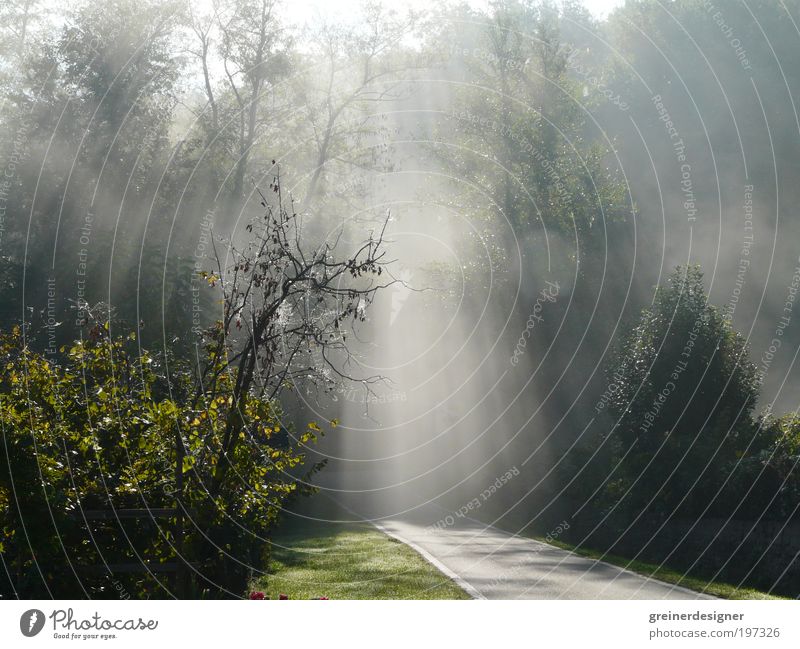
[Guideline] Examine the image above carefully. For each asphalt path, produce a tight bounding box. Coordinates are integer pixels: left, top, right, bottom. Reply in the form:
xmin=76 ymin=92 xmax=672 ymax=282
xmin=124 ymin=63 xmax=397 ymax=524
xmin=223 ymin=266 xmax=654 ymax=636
xmin=374 ymin=507 xmax=713 ymax=600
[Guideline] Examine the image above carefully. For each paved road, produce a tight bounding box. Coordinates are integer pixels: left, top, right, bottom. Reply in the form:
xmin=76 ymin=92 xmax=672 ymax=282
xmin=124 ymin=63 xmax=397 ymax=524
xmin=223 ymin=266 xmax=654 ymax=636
xmin=375 ymin=508 xmax=713 ymax=600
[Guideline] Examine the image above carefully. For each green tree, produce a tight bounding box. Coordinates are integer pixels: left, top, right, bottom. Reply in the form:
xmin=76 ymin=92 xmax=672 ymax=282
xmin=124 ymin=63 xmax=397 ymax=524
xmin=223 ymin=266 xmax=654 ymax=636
xmin=605 ymin=265 xmax=761 ymax=518
xmin=435 ymin=1 xmax=628 ymax=249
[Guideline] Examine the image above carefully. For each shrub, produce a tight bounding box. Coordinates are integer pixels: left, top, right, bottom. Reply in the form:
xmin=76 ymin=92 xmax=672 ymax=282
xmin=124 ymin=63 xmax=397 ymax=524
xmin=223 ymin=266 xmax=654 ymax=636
xmin=604 ymin=266 xmax=761 ymax=519
xmin=0 ymin=325 xmax=321 ymax=598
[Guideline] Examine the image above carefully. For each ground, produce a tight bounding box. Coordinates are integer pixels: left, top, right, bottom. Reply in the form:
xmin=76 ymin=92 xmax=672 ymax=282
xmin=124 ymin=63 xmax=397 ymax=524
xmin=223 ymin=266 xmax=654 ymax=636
xmin=539 ymin=536 xmax=786 ymax=600
xmin=252 ymin=500 xmax=786 ymax=600
xmin=251 ymin=519 xmax=471 ymax=600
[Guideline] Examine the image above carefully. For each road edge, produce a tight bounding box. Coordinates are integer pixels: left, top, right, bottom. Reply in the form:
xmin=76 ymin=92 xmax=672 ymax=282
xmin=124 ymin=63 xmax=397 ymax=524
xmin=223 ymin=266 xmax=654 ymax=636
xmin=372 ymin=521 xmax=486 ymax=600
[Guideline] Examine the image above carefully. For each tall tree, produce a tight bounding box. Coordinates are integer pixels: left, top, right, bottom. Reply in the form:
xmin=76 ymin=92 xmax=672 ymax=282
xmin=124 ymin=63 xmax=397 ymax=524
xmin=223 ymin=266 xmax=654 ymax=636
xmin=214 ymin=0 xmax=291 ymax=198
xmin=297 ymin=1 xmax=418 ymax=208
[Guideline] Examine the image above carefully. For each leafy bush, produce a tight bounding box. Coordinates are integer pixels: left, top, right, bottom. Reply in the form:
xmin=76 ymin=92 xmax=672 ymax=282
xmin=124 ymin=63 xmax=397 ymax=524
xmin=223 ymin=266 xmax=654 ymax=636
xmin=724 ymin=413 xmax=800 ymax=521
xmin=604 ymin=266 xmax=761 ymax=518
xmin=0 ymin=325 xmax=322 ymax=598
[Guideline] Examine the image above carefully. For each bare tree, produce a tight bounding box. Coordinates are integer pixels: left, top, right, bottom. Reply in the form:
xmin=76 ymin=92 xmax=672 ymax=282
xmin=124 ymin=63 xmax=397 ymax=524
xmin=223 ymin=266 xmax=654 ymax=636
xmin=300 ymin=1 xmax=419 ymax=207
xmin=187 ymin=5 xmax=220 ymax=141
xmin=214 ymin=0 xmax=291 ymax=197
xmin=0 ymin=0 xmax=42 ymax=55
xmin=196 ymin=166 xmax=396 ymax=495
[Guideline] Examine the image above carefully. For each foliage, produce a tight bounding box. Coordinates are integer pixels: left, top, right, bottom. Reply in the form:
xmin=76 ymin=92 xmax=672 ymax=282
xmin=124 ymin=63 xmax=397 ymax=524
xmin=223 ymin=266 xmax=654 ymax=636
xmin=434 ymin=1 xmax=629 ymax=243
xmin=0 ymin=324 xmax=324 ymax=598
xmin=603 ymin=266 xmax=762 ymax=517
xmin=723 ymin=412 xmax=800 ymax=521
xmin=3 ymin=0 xmax=800 ymax=601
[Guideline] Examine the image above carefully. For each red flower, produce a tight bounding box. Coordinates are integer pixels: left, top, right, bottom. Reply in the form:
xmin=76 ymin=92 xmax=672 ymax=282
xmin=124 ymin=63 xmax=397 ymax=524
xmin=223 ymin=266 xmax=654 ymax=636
xmin=249 ymin=591 xmax=265 ymax=600
xmin=278 ymin=593 xmax=288 ymax=600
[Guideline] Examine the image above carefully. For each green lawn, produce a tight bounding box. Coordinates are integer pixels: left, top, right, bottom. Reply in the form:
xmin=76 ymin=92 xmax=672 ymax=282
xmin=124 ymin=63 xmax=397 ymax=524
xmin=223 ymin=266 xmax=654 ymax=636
xmin=538 ymin=536 xmax=787 ymax=600
xmin=251 ymin=520 xmax=471 ymax=600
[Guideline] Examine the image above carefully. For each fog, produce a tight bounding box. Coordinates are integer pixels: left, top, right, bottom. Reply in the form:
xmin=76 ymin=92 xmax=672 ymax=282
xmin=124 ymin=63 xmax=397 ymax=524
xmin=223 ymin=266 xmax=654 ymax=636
xmin=4 ymin=0 xmax=800 ymax=598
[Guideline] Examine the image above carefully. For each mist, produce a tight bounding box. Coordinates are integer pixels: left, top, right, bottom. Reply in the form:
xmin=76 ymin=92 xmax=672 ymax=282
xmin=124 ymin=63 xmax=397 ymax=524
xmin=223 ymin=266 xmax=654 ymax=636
xmin=3 ymin=0 xmax=800 ymax=600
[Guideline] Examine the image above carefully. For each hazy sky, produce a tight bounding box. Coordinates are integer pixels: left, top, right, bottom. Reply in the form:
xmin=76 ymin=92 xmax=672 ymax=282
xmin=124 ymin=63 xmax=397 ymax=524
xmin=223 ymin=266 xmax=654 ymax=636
xmin=283 ymin=0 xmax=626 ymax=25
xmin=580 ymin=0 xmax=625 ymax=16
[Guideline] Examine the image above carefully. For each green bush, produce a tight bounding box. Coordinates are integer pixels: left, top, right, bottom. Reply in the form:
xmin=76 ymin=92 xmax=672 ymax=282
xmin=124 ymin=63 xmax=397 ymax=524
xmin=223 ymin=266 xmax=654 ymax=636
xmin=0 ymin=325 xmax=323 ymax=598
xmin=604 ymin=266 xmax=761 ymax=519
